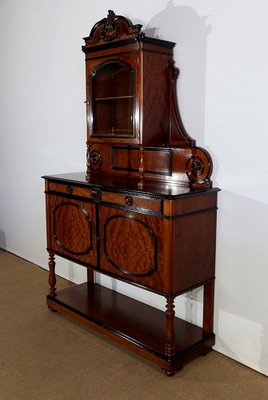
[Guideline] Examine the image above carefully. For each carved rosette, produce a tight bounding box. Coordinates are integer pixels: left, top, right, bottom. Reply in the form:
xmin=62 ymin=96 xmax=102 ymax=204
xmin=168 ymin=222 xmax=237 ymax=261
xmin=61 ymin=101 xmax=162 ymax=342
xmin=186 ymin=156 xmax=204 ymax=179
xmin=185 ymin=147 xmax=213 ymax=188
xmin=89 ymin=150 xmax=102 ymax=171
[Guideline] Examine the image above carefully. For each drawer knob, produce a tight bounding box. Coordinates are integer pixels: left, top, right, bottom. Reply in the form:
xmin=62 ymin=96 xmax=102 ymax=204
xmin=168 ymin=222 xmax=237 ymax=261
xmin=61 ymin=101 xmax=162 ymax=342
xmin=91 ymin=189 xmax=100 ymax=202
xmin=66 ymin=185 xmax=73 ymax=194
xmin=125 ymin=196 xmax=133 ymax=206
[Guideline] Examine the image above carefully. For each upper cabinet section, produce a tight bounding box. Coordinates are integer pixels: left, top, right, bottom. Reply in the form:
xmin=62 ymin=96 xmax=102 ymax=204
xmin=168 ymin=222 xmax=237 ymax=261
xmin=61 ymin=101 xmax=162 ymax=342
xmin=82 ymin=10 xmax=194 ymax=147
xmin=82 ymin=11 xmax=214 ymax=189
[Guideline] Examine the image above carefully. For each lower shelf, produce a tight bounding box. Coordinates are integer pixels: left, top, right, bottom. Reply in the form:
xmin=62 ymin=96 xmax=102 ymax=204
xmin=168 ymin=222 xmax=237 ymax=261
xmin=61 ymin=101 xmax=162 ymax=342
xmin=47 ymin=282 xmax=214 ymax=374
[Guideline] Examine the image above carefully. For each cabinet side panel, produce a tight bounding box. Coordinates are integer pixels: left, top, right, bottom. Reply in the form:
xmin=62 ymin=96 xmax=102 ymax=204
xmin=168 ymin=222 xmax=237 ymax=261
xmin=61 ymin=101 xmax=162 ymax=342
xmin=45 ymin=189 xmax=51 ymax=250
xmin=142 ymin=51 xmax=171 ymax=145
xmin=172 ymin=209 xmax=217 ymax=293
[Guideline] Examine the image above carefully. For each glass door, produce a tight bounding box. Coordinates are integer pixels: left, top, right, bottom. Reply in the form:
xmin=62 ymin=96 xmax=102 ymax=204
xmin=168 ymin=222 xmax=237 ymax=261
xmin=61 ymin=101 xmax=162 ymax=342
xmin=90 ymin=61 xmax=135 ymax=138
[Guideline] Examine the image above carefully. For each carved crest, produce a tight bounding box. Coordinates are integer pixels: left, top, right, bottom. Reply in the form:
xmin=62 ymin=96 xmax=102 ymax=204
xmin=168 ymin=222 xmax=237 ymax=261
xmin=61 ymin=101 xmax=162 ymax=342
xmin=100 ymin=10 xmax=118 ymax=41
xmin=83 ymin=10 xmax=143 ymax=48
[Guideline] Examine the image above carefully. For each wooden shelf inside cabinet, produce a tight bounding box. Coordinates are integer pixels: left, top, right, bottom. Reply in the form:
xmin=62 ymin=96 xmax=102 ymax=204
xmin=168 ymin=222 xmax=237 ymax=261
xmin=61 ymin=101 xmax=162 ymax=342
xmin=94 ymin=96 xmax=134 ymax=101
xmin=47 ymin=283 xmax=214 ymax=373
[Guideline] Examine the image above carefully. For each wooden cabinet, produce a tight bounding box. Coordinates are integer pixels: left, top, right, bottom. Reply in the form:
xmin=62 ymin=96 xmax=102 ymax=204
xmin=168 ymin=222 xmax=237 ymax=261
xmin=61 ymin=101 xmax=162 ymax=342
xmin=43 ymin=11 xmax=219 ymax=376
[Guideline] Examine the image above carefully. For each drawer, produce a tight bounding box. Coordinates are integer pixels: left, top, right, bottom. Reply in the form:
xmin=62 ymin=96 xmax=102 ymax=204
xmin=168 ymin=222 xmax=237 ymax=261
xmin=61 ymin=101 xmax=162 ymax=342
xmin=101 ymin=191 xmax=162 ymax=213
xmin=48 ymin=182 xmax=100 ymax=201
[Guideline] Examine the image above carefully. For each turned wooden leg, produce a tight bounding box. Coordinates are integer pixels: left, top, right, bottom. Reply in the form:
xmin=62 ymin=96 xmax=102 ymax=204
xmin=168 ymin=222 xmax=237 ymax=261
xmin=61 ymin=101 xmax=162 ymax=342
xmin=162 ymin=296 xmax=176 ymax=375
xmin=164 ymin=296 xmax=175 ymax=357
xmin=48 ymin=252 xmax=56 ymax=297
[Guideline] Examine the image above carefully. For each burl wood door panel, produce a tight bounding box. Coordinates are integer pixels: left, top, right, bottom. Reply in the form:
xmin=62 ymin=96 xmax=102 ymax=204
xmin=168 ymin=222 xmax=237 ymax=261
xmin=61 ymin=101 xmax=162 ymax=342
xmin=47 ymin=194 xmax=97 ymax=267
xmin=99 ymin=206 xmax=170 ymax=293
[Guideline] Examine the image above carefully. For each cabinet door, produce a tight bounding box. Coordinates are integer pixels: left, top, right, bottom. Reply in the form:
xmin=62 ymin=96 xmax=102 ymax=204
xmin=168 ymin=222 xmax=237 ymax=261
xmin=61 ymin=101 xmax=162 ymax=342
xmin=46 ymin=194 xmax=97 ymax=267
xmin=85 ymin=53 xmax=140 ymax=144
xmin=99 ymin=206 xmax=170 ymax=293
xmin=91 ymin=60 xmax=135 ymax=138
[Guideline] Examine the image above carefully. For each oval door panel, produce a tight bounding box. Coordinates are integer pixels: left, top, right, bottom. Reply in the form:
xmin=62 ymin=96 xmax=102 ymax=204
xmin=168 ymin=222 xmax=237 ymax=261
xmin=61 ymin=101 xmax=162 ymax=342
xmin=53 ymin=202 xmax=92 ymax=255
xmin=104 ymin=215 xmax=157 ymax=277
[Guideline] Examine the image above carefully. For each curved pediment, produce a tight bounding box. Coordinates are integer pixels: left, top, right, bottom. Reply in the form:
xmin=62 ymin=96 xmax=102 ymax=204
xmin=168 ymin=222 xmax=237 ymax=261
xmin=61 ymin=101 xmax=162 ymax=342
xmin=83 ymin=10 xmax=143 ymax=47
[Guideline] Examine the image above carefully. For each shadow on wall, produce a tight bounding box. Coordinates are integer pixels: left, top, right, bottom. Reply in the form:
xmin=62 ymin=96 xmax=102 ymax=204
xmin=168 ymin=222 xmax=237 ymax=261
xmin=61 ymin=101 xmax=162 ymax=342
xmin=215 ymin=190 xmax=268 ymax=375
xmin=0 ymin=230 xmax=6 ymax=249
xmin=144 ymin=0 xmax=211 ymax=144
xmin=143 ymin=0 xmax=211 ymax=327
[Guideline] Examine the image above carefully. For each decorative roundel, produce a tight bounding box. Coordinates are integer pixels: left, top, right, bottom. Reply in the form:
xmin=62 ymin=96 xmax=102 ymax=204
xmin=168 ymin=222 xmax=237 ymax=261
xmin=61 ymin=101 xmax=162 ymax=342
xmin=186 ymin=156 xmax=205 ymax=181
xmin=89 ymin=150 xmax=102 ymax=171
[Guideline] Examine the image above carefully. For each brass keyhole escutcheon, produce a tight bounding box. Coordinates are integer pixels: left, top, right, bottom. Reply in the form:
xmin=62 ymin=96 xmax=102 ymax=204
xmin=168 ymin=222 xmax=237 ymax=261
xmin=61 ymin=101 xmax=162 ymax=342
xmin=66 ymin=185 xmax=73 ymax=194
xmin=125 ymin=196 xmax=133 ymax=206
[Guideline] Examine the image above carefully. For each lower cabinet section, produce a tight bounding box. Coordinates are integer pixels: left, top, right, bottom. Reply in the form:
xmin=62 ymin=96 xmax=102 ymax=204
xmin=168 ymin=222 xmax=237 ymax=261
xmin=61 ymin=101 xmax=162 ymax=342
xmin=44 ymin=176 xmax=218 ymax=375
xmin=47 ymin=194 xmax=170 ymax=293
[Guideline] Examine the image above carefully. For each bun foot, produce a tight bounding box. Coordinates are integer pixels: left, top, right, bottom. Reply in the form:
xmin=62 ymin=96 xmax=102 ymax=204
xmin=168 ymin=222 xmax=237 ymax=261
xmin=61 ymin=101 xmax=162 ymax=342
xmin=202 ymin=347 xmax=213 ymax=356
xmin=162 ymin=365 xmax=183 ymax=377
xmin=48 ymin=306 xmax=58 ymax=312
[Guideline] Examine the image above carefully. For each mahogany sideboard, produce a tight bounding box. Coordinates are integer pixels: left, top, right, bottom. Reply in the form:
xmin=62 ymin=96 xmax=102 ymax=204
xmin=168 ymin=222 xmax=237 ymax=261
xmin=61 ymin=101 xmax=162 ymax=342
xmin=43 ymin=11 xmax=219 ymax=376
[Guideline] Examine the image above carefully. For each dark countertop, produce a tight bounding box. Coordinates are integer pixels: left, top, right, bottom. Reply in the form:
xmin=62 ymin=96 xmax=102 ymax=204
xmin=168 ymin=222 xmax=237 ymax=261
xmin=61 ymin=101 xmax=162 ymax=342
xmin=42 ymin=171 xmax=219 ymax=199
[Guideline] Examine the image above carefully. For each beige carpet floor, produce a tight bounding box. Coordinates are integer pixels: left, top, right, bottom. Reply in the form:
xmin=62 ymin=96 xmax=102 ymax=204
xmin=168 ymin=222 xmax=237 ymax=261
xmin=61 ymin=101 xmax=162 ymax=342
xmin=0 ymin=249 xmax=267 ymax=400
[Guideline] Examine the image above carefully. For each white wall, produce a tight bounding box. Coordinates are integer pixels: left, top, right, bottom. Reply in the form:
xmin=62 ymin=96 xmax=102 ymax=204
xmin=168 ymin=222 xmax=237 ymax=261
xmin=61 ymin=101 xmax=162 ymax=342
xmin=1 ymin=0 xmax=268 ymax=375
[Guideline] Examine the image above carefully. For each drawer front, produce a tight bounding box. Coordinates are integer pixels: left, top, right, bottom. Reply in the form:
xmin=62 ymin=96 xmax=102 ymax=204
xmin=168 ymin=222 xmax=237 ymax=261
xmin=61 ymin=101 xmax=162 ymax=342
xmin=47 ymin=181 xmax=162 ymax=213
xmin=101 ymin=191 xmax=162 ymax=213
xmin=48 ymin=182 xmax=100 ymax=201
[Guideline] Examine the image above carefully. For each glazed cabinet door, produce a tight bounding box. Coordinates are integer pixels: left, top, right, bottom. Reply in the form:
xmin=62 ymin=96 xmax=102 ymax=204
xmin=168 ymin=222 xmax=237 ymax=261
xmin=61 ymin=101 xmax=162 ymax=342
xmin=86 ymin=53 xmax=140 ymax=144
xmin=90 ymin=60 xmax=135 ymax=138
xmin=46 ymin=194 xmax=97 ymax=267
xmin=98 ymin=206 xmax=171 ymax=293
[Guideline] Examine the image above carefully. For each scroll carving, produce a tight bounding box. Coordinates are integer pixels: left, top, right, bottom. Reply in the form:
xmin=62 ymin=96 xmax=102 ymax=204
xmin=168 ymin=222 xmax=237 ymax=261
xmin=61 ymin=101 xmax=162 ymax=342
xmin=186 ymin=147 xmax=213 ymax=189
